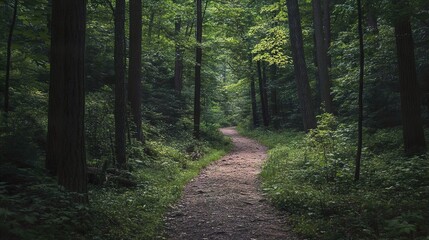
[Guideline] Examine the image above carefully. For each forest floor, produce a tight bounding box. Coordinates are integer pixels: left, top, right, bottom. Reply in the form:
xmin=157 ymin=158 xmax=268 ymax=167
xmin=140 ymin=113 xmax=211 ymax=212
xmin=164 ymin=127 xmax=299 ymax=240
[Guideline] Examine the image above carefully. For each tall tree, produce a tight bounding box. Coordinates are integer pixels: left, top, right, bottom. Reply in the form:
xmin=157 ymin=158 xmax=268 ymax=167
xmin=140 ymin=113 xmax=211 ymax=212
xmin=4 ymin=0 xmax=18 ymax=113
xmin=115 ymin=0 xmax=127 ymax=167
xmin=312 ymin=0 xmax=333 ymax=113
xmin=257 ymin=61 xmax=270 ymax=127
xmin=355 ymin=0 xmax=364 ymax=181
xmin=194 ymin=0 xmax=203 ymax=139
xmin=286 ymin=0 xmax=317 ymax=131
xmin=128 ymin=0 xmax=143 ymax=142
xmin=394 ymin=0 xmax=426 ymax=155
xmin=322 ymin=0 xmax=331 ymax=67
xmin=46 ymin=0 xmax=87 ymax=200
xmin=174 ymin=15 xmax=184 ymax=94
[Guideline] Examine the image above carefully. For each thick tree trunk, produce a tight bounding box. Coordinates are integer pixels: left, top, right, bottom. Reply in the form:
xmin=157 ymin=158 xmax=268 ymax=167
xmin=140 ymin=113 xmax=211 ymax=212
xmin=174 ymin=16 xmax=183 ymax=93
xmin=312 ymin=0 xmax=333 ymax=113
xmin=194 ymin=0 xmax=202 ymax=139
xmin=47 ymin=0 xmax=87 ymax=201
xmin=128 ymin=0 xmax=143 ymax=142
xmin=257 ymin=61 xmax=270 ymax=127
xmin=4 ymin=0 xmax=18 ymax=113
xmin=115 ymin=0 xmax=127 ymax=167
xmin=394 ymin=2 xmax=426 ymax=155
xmin=286 ymin=0 xmax=317 ymax=131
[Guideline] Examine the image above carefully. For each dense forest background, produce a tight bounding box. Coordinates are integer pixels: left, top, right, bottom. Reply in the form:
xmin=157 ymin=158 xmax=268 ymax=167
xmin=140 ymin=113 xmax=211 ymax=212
xmin=1 ymin=0 xmax=429 ymax=239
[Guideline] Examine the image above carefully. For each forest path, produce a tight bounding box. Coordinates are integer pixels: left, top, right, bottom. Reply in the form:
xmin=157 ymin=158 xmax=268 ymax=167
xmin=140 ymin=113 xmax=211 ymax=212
xmin=164 ymin=127 xmax=298 ymax=240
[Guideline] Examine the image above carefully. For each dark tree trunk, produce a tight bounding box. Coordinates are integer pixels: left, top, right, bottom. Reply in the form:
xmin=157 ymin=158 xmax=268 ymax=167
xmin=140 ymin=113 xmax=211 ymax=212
xmin=257 ymin=61 xmax=270 ymax=127
xmin=366 ymin=2 xmax=378 ymax=33
xmin=286 ymin=0 xmax=317 ymax=131
xmin=128 ymin=0 xmax=143 ymax=142
xmin=355 ymin=0 xmax=364 ymax=181
xmin=194 ymin=0 xmax=202 ymax=139
xmin=312 ymin=0 xmax=333 ymax=113
xmin=115 ymin=0 xmax=127 ymax=168
xmin=4 ymin=0 xmax=18 ymax=113
xmin=270 ymin=65 xmax=279 ymax=127
xmin=46 ymin=0 xmax=87 ymax=201
xmin=322 ymin=0 xmax=331 ymax=67
xmin=248 ymin=57 xmax=259 ymax=128
xmin=174 ymin=16 xmax=183 ymax=93
xmin=394 ymin=1 xmax=427 ymax=156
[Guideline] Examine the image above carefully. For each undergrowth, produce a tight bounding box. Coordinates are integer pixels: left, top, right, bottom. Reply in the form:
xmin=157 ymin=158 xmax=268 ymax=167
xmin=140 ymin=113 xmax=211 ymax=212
xmin=1 ymin=118 xmax=231 ymax=240
xmin=239 ymin=114 xmax=429 ymax=240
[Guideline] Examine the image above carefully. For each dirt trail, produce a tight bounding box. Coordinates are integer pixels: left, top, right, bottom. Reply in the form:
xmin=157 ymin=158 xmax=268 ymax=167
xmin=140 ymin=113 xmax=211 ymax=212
xmin=164 ymin=127 xmax=298 ymax=240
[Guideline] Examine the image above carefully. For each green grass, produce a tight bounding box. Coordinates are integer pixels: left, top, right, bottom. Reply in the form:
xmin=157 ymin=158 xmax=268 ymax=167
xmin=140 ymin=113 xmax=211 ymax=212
xmin=88 ymin=141 xmax=231 ymax=240
xmin=238 ymin=120 xmax=429 ymax=240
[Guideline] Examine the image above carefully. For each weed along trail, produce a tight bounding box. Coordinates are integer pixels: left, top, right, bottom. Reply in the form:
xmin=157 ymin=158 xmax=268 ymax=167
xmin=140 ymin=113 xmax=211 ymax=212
xmin=165 ymin=127 xmax=298 ymax=240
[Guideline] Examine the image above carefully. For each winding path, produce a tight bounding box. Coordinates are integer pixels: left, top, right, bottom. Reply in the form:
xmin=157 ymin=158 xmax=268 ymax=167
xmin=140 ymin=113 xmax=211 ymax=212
xmin=165 ymin=127 xmax=298 ymax=240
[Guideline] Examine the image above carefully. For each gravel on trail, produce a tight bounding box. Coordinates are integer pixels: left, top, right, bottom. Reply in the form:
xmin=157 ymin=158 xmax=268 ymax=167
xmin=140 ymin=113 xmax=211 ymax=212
xmin=164 ymin=127 xmax=299 ymax=240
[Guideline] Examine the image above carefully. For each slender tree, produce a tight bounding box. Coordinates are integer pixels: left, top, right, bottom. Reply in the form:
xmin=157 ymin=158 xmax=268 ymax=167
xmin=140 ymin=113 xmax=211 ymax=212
xmin=312 ymin=0 xmax=333 ymax=113
xmin=46 ymin=0 xmax=87 ymax=200
xmin=286 ymin=0 xmax=317 ymax=131
xmin=355 ymin=0 xmax=364 ymax=181
xmin=322 ymin=0 xmax=331 ymax=68
xmin=194 ymin=0 xmax=203 ymax=139
xmin=115 ymin=0 xmax=127 ymax=167
xmin=394 ymin=0 xmax=426 ymax=155
xmin=174 ymin=15 xmax=184 ymax=93
xmin=257 ymin=61 xmax=270 ymax=127
xmin=4 ymin=0 xmax=18 ymax=113
xmin=128 ymin=0 xmax=143 ymax=142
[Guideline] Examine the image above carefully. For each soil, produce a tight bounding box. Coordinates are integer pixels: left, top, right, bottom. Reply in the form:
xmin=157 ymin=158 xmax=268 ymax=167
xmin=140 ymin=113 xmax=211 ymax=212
xmin=164 ymin=127 xmax=298 ymax=240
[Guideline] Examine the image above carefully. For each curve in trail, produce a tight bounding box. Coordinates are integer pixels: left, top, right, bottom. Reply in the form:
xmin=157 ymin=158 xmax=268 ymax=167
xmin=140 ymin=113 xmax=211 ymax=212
xmin=165 ymin=127 xmax=298 ymax=240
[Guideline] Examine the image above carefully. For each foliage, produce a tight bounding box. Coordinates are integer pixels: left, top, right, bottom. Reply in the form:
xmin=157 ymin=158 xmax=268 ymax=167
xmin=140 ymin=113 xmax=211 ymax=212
xmin=240 ymin=117 xmax=429 ymax=240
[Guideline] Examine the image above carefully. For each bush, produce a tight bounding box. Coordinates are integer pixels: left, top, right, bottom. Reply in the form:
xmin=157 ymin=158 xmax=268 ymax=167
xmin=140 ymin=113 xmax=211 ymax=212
xmin=241 ymin=115 xmax=429 ymax=240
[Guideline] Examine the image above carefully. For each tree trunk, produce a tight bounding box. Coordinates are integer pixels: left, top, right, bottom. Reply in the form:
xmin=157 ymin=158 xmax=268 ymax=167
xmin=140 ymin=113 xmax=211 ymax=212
xmin=322 ymin=0 xmax=331 ymax=67
xmin=194 ymin=0 xmax=202 ymax=139
xmin=312 ymin=0 xmax=333 ymax=113
xmin=257 ymin=61 xmax=270 ymax=127
xmin=394 ymin=1 xmax=427 ymax=155
xmin=355 ymin=0 xmax=364 ymax=181
xmin=270 ymin=65 xmax=279 ymax=127
xmin=4 ymin=0 xmax=18 ymax=113
xmin=174 ymin=16 xmax=183 ymax=93
xmin=47 ymin=0 xmax=87 ymax=201
xmin=148 ymin=10 xmax=155 ymax=44
xmin=128 ymin=0 xmax=143 ymax=142
xmin=249 ymin=57 xmax=259 ymax=128
xmin=115 ymin=0 xmax=127 ymax=167
xmin=286 ymin=0 xmax=317 ymax=131
xmin=365 ymin=2 xmax=378 ymax=33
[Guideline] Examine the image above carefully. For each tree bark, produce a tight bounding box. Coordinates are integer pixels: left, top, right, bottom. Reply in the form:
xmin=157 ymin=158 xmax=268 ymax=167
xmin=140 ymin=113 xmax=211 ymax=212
xmin=47 ymin=0 xmax=87 ymax=201
xmin=248 ymin=57 xmax=259 ymax=128
xmin=355 ymin=0 xmax=364 ymax=181
xmin=394 ymin=1 xmax=427 ymax=155
xmin=174 ymin=16 xmax=183 ymax=93
xmin=270 ymin=64 xmax=279 ymax=127
xmin=115 ymin=0 xmax=127 ymax=167
xmin=286 ymin=0 xmax=317 ymax=131
xmin=322 ymin=0 xmax=331 ymax=67
xmin=257 ymin=61 xmax=270 ymax=127
xmin=312 ymin=0 xmax=333 ymax=113
xmin=128 ymin=0 xmax=143 ymax=142
xmin=4 ymin=0 xmax=18 ymax=113
xmin=194 ymin=0 xmax=203 ymax=139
